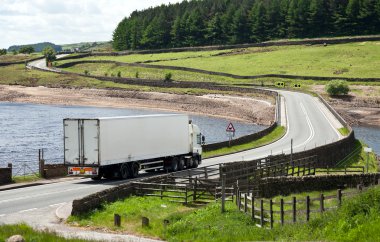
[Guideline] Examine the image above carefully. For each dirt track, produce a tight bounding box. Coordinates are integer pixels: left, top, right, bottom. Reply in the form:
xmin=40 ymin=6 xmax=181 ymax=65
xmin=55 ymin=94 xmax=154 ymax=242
xmin=0 ymin=85 xmax=275 ymax=125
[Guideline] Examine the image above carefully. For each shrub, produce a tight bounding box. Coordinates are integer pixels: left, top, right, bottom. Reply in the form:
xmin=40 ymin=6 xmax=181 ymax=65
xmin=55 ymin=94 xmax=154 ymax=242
xmin=84 ymin=70 xmax=89 ymax=75
xmin=325 ymin=80 xmax=350 ymax=96
xmin=111 ymin=73 xmax=115 ymax=77
xmin=117 ymin=71 xmax=121 ymax=77
xmin=165 ymin=72 xmax=172 ymax=81
xmin=104 ymin=73 xmax=108 ymax=77
xmin=135 ymin=71 xmax=139 ymax=78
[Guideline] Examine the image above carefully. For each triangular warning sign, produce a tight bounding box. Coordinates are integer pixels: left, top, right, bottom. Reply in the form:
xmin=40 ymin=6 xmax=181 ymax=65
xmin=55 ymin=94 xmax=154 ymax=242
xmin=226 ymin=122 xmax=235 ymax=132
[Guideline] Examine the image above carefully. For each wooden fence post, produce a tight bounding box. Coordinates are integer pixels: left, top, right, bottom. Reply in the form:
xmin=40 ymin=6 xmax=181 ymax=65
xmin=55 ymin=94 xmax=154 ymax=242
xmin=357 ymin=184 xmax=363 ymax=192
xmin=260 ymin=199 xmax=264 ymax=227
xmin=269 ymin=199 xmax=273 ymax=229
xmin=204 ymin=167 xmax=208 ymax=179
xmin=221 ymin=174 xmax=226 ymax=213
xmin=142 ymin=217 xmax=149 ymax=227
xmin=306 ymin=196 xmax=310 ymax=222
xmin=280 ymin=199 xmax=284 ymax=226
xmin=302 ymin=164 xmax=306 ymax=176
xmin=160 ymin=182 xmax=163 ymax=199
xmin=337 ymin=189 xmax=342 ymax=207
xmin=114 ymin=214 xmax=121 ymax=227
xmin=251 ymin=196 xmax=255 ymax=221
xmin=327 ymin=166 xmax=329 ymax=175
xmin=238 ymin=192 xmax=242 ymax=211
xmin=185 ymin=187 xmax=188 ymax=205
xmin=244 ymin=193 xmax=248 ymax=213
xmin=292 ymin=197 xmax=297 ymax=223
xmin=193 ymin=177 xmax=198 ymax=201
xmin=320 ymin=194 xmax=325 ymax=213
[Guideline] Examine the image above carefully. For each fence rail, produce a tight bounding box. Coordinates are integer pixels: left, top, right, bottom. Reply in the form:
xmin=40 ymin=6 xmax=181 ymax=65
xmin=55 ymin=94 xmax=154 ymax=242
xmin=236 ymin=184 xmax=371 ymax=228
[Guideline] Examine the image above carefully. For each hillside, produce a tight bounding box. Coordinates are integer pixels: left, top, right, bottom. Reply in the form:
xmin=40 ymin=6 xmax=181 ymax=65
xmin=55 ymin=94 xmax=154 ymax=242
xmin=112 ymin=0 xmax=380 ymax=51
xmin=61 ymin=41 xmax=112 ymax=52
xmin=8 ymin=42 xmax=62 ymax=52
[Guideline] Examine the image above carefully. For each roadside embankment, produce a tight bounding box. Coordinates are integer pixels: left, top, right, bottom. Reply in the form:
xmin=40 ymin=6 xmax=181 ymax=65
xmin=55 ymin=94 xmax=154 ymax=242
xmin=0 ymin=85 xmax=275 ymax=125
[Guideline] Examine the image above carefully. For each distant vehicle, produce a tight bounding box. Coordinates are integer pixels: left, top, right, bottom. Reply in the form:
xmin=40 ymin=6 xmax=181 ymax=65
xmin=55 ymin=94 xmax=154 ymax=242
xmin=64 ymin=114 xmax=202 ymax=180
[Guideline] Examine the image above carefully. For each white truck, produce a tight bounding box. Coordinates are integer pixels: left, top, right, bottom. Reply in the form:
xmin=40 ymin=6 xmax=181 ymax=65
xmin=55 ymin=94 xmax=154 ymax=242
xmin=64 ymin=114 xmax=202 ymax=180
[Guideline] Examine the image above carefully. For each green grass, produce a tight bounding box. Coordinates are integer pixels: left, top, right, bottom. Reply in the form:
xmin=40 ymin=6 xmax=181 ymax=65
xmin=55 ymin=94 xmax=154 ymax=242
xmin=12 ymin=174 xmax=41 ymax=183
xmin=0 ymin=53 xmax=42 ymax=63
xmin=335 ymin=140 xmax=378 ymax=172
xmin=69 ymin=186 xmax=380 ymax=241
xmin=0 ymin=64 xmax=239 ymax=96
xmin=0 ymin=223 xmax=89 ymax=241
xmin=338 ymin=127 xmax=350 ymax=136
xmin=68 ymin=196 xmax=197 ymax=238
xmin=79 ymin=42 xmax=380 ymax=79
xmin=203 ymin=126 xmax=286 ymax=158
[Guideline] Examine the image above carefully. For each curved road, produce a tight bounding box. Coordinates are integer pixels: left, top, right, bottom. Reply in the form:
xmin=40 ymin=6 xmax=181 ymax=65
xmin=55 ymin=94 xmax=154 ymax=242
xmin=0 ymin=59 xmax=344 ymax=240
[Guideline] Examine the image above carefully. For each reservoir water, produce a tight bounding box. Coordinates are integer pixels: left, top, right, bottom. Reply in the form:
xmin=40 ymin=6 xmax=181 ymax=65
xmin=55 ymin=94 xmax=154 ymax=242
xmin=0 ymin=102 xmax=265 ymax=172
xmin=353 ymin=126 xmax=380 ymax=154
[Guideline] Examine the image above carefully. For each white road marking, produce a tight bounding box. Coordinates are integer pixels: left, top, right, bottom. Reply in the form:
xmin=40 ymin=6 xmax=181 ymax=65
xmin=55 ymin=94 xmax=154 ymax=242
xmin=296 ymin=102 xmax=315 ymax=148
xmin=0 ymin=185 xmax=103 ymax=204
xmin=49 ymin=202 xmax=66 ymax=207
xmin=18 ymin=208 xmax=37 ymax=213
xmin=314 ymin=99 xmax=341 ymax=139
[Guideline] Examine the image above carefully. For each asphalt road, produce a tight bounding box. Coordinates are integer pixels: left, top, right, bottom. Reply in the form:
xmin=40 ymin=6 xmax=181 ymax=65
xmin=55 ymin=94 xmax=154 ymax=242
xmin=0 ymin=59 xmax=344 ymax=240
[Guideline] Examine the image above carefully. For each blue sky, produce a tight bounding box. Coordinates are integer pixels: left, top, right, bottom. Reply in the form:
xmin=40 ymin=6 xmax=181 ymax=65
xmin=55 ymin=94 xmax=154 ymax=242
xmin=0 ymin=0 xmax=182 ymax=48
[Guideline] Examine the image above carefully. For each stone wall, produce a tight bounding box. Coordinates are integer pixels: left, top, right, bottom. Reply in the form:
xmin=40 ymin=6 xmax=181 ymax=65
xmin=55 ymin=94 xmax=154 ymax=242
xmin=0 ymin=166 xmax=12 ymax=185
xmin=42 ymin=164 xmax=67 ymax=179
xmin=203 ymin=122 xmax=278 ymax=152
xmin=71 ymin=174 xmax=168 ymax=216
xmin=258 ymin=173 xmax=380 ymax=198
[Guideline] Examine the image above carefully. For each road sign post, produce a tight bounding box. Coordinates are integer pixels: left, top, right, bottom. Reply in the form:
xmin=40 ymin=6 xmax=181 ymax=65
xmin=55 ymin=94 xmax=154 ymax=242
xmin=226 ymin=122 xmax=236 ymax=147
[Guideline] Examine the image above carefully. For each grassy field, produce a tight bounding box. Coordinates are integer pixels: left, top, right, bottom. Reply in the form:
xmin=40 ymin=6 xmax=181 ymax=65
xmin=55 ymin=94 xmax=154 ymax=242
xmin=68 ymin=185 xmax=380 ymax=241
xmin=0 ymin=223 xmax=88 ymax=241
xmin=203 ymin=126 xmax=285 ymax=158
xmin=0 ymin=64 xmax=237 ymax=96
xmin=0 ymin=53 xmax=42 ymax=63
xmin=59 ymin=62 xmax=239 ymax=85
xmin=75 ymin=42 xmax=380 ymax=79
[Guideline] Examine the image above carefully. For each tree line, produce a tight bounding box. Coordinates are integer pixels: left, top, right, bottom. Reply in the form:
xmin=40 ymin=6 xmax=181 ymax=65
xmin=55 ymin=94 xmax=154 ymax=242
xmin=112 ymin=0 xmax=380 ymax=51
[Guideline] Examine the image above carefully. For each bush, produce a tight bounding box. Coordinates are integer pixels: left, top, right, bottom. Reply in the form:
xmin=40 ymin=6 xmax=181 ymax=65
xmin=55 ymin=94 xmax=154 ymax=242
xmin=117 ymin=71 xmax=121 ymax=77
xmin=165 ymin=72 xmax=172 ymax=81
xmin=0 ymin=49 xmax=6 ymax=55
xmin=325 ymin=80 xmax=350 ymax=96
xmin=84 ymin=70 xmax=89 ymax=75
xmin=135 ymin=71 xmax=139 ymax=78
xmin=104 ymin=73 xmax=108 ymax=77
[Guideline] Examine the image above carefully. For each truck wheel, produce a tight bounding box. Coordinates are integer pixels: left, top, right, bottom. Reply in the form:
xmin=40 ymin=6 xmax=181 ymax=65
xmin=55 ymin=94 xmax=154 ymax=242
xmin=129 ymin=162 xmax=139 ymax=178
xmin=178 ymin=157 xmax=185 ymax=170
xmin=171 ymin=157 xmax=179 ymax=172
xmin=193 ymin=157 xmax=199 ymax=168
xmin=120 ymin=164 xmax=129 ymax=179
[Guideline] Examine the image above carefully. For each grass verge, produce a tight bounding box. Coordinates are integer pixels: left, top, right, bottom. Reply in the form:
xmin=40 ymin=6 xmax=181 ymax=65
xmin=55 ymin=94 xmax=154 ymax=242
xmin=338 ymin=127 xmax=350 ymax=136
xmin=68 ymin=186 xmax=380 ymax=241
xmin=12 ymin=174 xmax=41 ymax=183
xmin=203 ymin=126 xmax=286 ymax=159
xmin=0 ymin=223 xmax=88 ymax=241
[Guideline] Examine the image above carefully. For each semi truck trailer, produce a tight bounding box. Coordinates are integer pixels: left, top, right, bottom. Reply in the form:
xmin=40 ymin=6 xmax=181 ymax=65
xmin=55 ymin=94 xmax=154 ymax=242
xmin=64 ymin=114 xmax=202 ymax=180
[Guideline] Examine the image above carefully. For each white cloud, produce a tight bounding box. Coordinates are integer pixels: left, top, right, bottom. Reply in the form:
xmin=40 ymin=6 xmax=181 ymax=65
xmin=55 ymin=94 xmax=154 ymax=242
xmin=0 ymin=0 xmax=182 ymax=48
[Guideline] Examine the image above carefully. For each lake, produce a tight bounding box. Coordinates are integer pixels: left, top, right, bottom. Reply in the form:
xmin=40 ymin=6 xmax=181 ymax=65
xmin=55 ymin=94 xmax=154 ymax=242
xmin=0 ymin=102 xmax=265 ymax=173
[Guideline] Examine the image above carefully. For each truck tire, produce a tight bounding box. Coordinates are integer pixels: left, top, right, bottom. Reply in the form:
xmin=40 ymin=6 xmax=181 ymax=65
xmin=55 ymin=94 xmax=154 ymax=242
xmin=178 ymin=157 xmax=185 ymax=170
xmin=129 ymin=162 xmax=139 ymax=178
xmin=120 ymin=164 xmax=129 ymax=179
xmin=171 ymin=157 xmax=179 ymax=172
xmin=193 ymin=156 xmax=199 ymax=168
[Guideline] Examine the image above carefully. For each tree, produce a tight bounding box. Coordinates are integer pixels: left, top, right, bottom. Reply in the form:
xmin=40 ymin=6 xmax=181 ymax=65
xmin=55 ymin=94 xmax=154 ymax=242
xmin=0 ymin=49 xmax=6 ymax=55
xmin=325 ymin=80 xmax=350 ymax=96
xmin=19 ymin=46 xmax=34 ymax=54
xmin=250 ymin=1 xmax=269 ymax=42
xmin=42 ymin=46 xmax=56 ymax=66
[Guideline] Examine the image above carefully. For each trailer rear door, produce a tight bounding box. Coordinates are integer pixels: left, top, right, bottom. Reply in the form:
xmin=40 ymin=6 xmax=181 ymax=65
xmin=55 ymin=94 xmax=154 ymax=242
xmin=64 ymin=119 xmax=80 ymax=165
xmin=83 ymin=120 xmax=99 ymax=165
xmin=64 ymin=119 xmax=99 ymax=166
